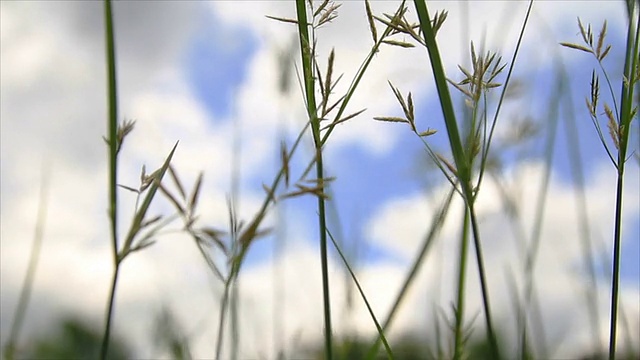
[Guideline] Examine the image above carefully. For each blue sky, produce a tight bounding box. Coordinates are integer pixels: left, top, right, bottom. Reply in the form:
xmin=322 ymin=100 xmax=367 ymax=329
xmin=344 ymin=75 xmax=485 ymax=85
xmin=1 ymin=1 xmax=638 ymax=358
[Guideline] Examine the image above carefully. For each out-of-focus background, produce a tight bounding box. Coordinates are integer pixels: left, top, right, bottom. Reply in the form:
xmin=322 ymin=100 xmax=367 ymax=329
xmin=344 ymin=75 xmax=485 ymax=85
xmin=1 ymin=1 xmax=638 ymax=358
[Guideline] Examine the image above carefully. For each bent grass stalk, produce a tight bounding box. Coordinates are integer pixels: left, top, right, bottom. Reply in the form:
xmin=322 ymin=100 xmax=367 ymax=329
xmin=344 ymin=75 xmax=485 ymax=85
xmin=366 ymin=188 xmax=456 ymax=360
xmin=560 ymin=5 xmax=639 ymax=357
xmin=326 ymin=228 xmax=395 ymax=360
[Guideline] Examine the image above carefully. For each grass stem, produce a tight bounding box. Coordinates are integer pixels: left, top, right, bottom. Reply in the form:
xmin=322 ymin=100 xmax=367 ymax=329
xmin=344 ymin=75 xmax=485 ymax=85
xmin=294 ymin=1 xmax=333 ymax=358
xmin=453 ymin=206 xmax=470 ymax=359
xmin=101 ymin=0 xmax=120 ymax=358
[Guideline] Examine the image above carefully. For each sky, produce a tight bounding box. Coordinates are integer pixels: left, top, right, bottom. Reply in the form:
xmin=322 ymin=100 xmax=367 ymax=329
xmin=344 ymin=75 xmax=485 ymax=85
xmin=1 ymin=1 xmax=639 ymax=359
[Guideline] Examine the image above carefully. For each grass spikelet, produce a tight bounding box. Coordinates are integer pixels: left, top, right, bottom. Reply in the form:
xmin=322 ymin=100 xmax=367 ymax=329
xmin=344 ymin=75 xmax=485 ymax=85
xmin=265 ymin=15 xmax=300 ymax=25
xmin=188 ymin=172 xmax=203 ymax=212
xmin=168 ymin=165 xmax=187 ymax=199
xmin=373 ymin=116 xmax=410 ymax=124
xmin=382 ymin=39 xmax=415 ymax=48
xmin=365 ymin=0 xmax=377 ymax=43
xmin=321 ymin=108 xmax=367 ymax=130
xmin=313 ymin=0 xmax=331 ymax=18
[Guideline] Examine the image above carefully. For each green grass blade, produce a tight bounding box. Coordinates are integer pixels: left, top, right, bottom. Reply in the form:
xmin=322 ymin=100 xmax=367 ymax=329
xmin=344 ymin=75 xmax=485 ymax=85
xmin=412 ymin=0 xmax=469 ymax=185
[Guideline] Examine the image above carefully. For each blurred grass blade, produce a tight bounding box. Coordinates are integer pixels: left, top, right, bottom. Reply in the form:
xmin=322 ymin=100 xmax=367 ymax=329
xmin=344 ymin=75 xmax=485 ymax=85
xmin=367 ymin=188 xmax=455 ymax=359
xmin=3 ymin=163 xmax=51 ymax=360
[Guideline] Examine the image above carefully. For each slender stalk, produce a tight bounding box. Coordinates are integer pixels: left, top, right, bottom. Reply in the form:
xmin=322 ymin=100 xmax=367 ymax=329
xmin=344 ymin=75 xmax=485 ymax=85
xmin=366 ymin=188 xmax=455 ymax=359
xmin=609 ymin=3 xmax=638 ymax=358
xmin=215 ymin=277 xmax=233 ymax=360
xmin=608 ymin=170 xmax=625 ymax=360
xmin=467 ymin=201 xmax=499 ymax=358
xmin=294 ymin=1 xmax=332 ymax=358
xmin=101 ymin=264 xmax=120 ymax=360
xmin=319 ymin=1 xmax=406 ymax=147
xmin=230 ymin=83 xmax=242 ymax=360
xmin=326 ymin=229 xmax=395 ymax=360
xmin=476 ymin=0 xmax=534 ymax=192
xmin=453 ymin=206 xmax=471 ymax=360
xmin=101 ymin=0 xmax=120 ymax=358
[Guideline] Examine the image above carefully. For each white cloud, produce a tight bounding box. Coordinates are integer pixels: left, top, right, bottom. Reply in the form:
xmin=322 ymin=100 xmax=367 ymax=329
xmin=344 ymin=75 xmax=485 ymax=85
xmin=366 ymin=160 xmax=640 ymax=357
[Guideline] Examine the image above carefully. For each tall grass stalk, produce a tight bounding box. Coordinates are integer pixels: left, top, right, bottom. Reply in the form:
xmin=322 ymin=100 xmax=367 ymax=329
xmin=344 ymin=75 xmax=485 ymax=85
xmin=100 ymin=0 xmax=120 ymax=357
xmin=294 ymin=1 xmax=333 ymax=358
xmin=3 ymin=163 xmax=51 ymax=360
xmin=412 ymin=0 xmax=494 ymax=356
xmin=100 ymin=2 xmax=178 ymax=358
xmin=410 ymin=1 xmax=533 ymax=357
xmin=453 ymin=205 xmax=471 ymax=359
xmin=608 ymin=2 xmax=638 ymax=357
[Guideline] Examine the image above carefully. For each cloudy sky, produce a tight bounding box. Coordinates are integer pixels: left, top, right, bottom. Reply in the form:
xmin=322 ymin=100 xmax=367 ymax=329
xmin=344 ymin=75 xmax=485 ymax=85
xmin=1 ymin=1 xmax=638 ymax=359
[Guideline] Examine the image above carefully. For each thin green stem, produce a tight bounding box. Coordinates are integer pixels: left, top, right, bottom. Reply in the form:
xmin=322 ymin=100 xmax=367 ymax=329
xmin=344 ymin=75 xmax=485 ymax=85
xmin=294 ymin=2 xmax=332 ymax=359
xmin=101 ymin=262 xmax=120 ymax=360
xmin=326 ymin=228 xmax=394 ymax=360
xmin=608 ymin=168 xmax=625 ymax=360
xmin=366 ymin=188 xmax=455 ymax=359
xmin=467 ymin=201 xmax=499 ymax=359
xmin=609 ymin=3 xmax=638 ymax=358
xmin=320 ymin=1 xmax=406 ymax=146
xmin=453 ymin=206 xmax=470 ymax=360
xmin=215 ymin=277 xmax=233 ymax=360
xmin=413 ymin=1 xmax=502 ymax=357
xmin=468 ymin=202 xmax=500 ymax=359
xmin=101 ymin=0 xmax=120 ymax=358
xmin=476 ymin=0 xmax=534 ymax=195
